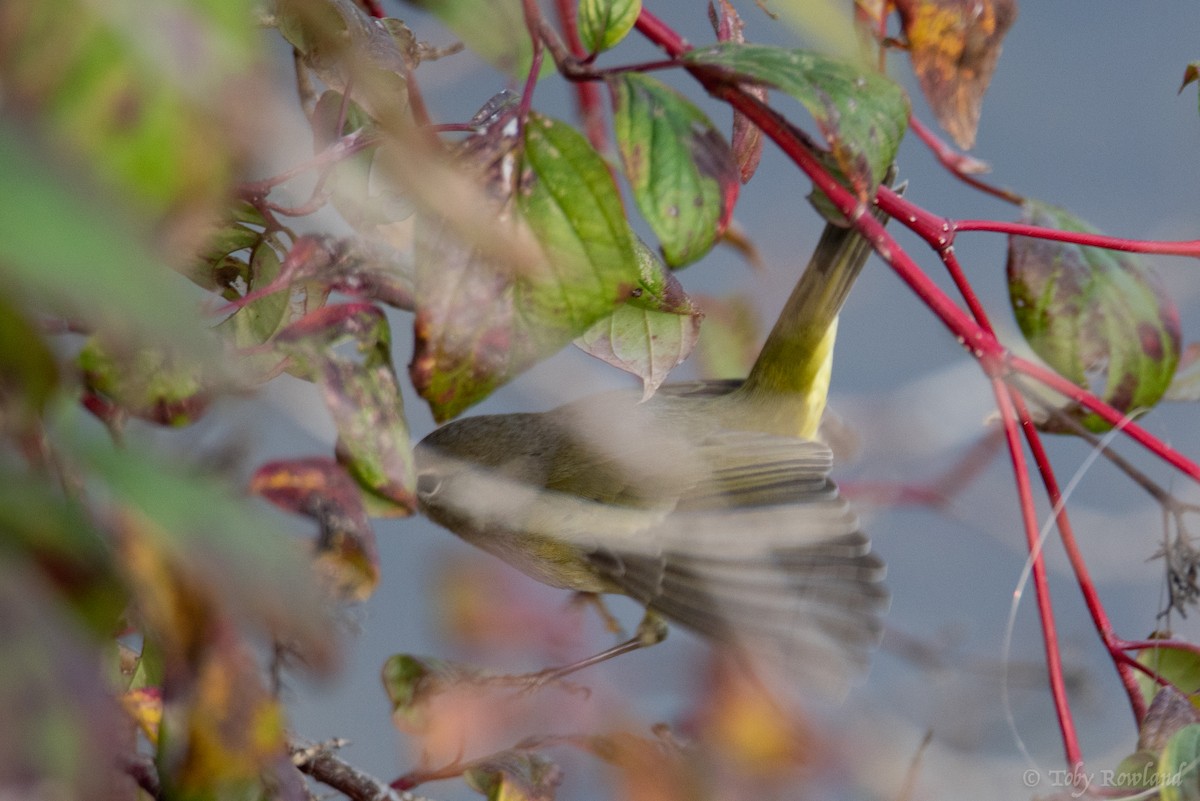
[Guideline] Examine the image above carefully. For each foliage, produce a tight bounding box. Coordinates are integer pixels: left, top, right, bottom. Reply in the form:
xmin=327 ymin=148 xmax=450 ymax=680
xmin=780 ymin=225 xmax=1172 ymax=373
xmin=1 ymin=0 xmax=1199 ymax=799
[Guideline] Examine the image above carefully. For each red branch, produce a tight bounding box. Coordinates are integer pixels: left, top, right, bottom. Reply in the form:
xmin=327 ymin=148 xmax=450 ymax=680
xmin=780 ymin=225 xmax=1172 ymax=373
xmin=993 ymin=378 xmax=1083 ymax=772
xmin=553 ymin=0 xmax=609 ymax=153
xmin=627 ymin=4 xmax=1200 ymax=771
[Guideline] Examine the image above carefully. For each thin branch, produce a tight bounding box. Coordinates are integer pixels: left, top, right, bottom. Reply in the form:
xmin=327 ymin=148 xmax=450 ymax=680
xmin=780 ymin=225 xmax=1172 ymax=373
xmin=909 ymin=115 xmax=1023 ymax=204
xmin=552 ymin=0 xmax=608 ymax=153
xmin=992 ymin=378 xmax=1084 ymax=772
xmin=954 ymin=219 xmax=1200 ymax=258
xmin=1007 ymin=388 xmax=1148 ymax=723
xmin=292 ymin=741 xmax=434 ymax=801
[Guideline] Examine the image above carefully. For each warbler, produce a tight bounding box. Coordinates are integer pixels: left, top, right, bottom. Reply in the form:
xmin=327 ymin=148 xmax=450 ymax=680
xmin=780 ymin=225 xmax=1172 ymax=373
xmin=415 ymin=195 xmax=892 ymax=694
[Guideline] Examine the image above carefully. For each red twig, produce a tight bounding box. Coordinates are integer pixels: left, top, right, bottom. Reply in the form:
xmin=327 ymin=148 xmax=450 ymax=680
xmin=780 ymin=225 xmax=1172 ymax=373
xmin=954 ymin=219 xmax=1200 ymax=258
xmin=992 ymin=378 xmax=1084 ymax=772
xmin=627 ymin=5 xmax=1200 ymax=770
xmin=552 ymin=0 xmax=608 ymax=153
xmin=909 ymin=115 xmax=1023 ymax=204
xmin=1009 ymin=390 xmax=1148 ymax=724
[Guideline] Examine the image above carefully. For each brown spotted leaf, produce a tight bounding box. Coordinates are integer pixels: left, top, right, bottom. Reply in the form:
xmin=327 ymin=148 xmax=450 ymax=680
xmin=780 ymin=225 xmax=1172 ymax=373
xmin=895 ymin=0 xmax=1017 ymax=149
xmin=610 ymin=72 xmax=739 ymax=267
xmin=411 ymin=111 xmax=641 ymax=421
xmin=275 ymin=303 xmax=416 ymax=514
xmin=1008 ymin=202 xmax=1181 ymax=432
xmin=251 ymin=457 xmax=380 ymax=601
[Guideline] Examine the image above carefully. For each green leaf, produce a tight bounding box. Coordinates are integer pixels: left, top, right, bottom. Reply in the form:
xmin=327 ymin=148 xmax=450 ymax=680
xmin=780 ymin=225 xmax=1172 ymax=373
xmin=0 ymin=127 xmax=213 ymax=356
xmin=682 ymin=43 xmax=908 ymax=198
xmin=1007 ymin=202 xmax=1181 ymax=433
xmin=576 ymin=241 xmax=702 ymax=397
xmin=1158 ymin=723 xmax=1200 ymax=801
xmin=610 ymin=73 xmax=738 ymax=267
xmin=1136 ymin=641 xmax=1200 ymax=713
xmin=0 ymin=0 xmax=257 ymax=226
xmin=578 ymin=0 xmax=641 ymax=53
xmin=411 ymin=112 xmax=641 ymax=420
xmin=0 ymin=294 xmax=59 ymax=432
xmin=275 ymin=0 xmax=409 ymax=120
xmin=275 ymin=303 xmax=417 ymax=514
xmin=0 ymin=561 xmax=132 ymax=799
xmin=77 ymin=338 xmax=210 ymax=427
xmin=464 ymin=751 xmax=562 ymax=801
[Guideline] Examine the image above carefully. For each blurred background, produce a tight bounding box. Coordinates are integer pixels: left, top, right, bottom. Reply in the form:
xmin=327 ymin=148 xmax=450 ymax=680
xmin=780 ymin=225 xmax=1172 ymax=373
xmin=182 ymin=3 xmax=1200 ymax=799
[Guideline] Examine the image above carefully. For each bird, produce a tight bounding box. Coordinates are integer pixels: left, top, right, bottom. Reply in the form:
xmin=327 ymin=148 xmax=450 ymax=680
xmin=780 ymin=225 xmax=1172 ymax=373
xmin=414 ymin=187 xmax=894 ymax=696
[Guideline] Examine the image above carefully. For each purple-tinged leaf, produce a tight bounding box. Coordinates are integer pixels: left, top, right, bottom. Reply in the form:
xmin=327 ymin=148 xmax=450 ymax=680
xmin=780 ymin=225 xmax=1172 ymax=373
xmin=276 ymin=303 xmax=416 ymax=514
xmin=252 ymin=457 xmax=379 ymax=601
xmin=708 ymin=0 xmax=764 ymax=183
xmin=610 ymin=73 xmax=739 ymax=267
xmin=1008 ymin=202 xmax=1181 ymax=432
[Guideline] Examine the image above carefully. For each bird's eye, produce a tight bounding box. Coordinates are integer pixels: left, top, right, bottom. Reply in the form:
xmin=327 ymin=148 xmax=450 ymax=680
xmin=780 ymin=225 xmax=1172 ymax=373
xmin=416 ymin=473 xmax=442 ymax=497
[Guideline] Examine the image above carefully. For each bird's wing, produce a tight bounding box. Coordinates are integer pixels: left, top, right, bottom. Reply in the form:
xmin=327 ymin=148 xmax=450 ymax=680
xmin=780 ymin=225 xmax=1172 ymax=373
xmin=579 ymin=430 xmax=887 ymax=696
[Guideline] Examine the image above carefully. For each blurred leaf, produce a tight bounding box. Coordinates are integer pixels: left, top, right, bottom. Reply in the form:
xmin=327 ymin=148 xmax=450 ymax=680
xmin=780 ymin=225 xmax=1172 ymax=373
xmin=0 ymin=294 xmax=58 ymax=432
xmin=610 ymin=73 xmax=738 ymax=267
xmin=412 ymin=112 xmax=641 ymax=421
xmin=62 ymin=419 xmax=338 ymax=673
xmin=0 ymin=562 xmax=132 ymax=800
xmin=576 ymin=242 xmax=702 ymax=398
xmin=692 ymin=293 xmax=761 ymax=380
xmin=696 ymin=660 xmax=809 ymax=776
xmin=682 ymin=43 xmax=908 ymax=198
xmin=578 ymin=0 xmax=641 ymax=53
xmin=1112 ymin=750 xmax=1157 ymax=794
xmin=77 ymin=338 xmax=210 ymax=427
xmin=568 ymin=731 xmax=695 ymax=800
xmin=1141 ymin=686 xmax=1200 ymax=754
xmin=312 ymin=89 xmax=414 ymax=231
xmin=0 ymin=468 xmax=126 ymax=635
xmin=162 ymin=635 xmax=287 ymax=799
xmin=708 ymin=0 xmax=764 ymax=184
xmin=276 ymin=0 xmax=409 ymax=121
xmin=381 ymin=653 xmax=488 ymax=731
xmin=0 ymin=0 xmax=258 ymax=234
xmin=251 ymin=457 xmax=380 ymax=601
xmin=895 ymin=0 xmax=1017 ymax=150
xmin=1007 ymin=202 xmax=1181 ymax=432
xmin=403 ymin=0 xmax=550 ymax=79
xmin=275 ymin=303 xmax=417 ymax=514
xmin=769 ymin=0 xmax=864 ymax=60
xmin=120 ymin=686 xmax=163 ymax=744
xmin=464 ymin=750 xmax=562 ymax=801
xmin=0 ymin=127 xmax=212 ymax=353
xmin=1181 ymin=62 xmax=1200 ymax=114
xmin=1158 ymin=723 xmax=1200 ymax=801
xmin=1166 ymin=342 xmax=1200 ymax=401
